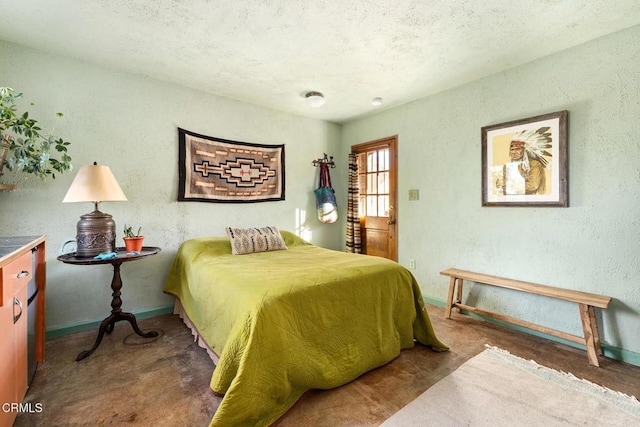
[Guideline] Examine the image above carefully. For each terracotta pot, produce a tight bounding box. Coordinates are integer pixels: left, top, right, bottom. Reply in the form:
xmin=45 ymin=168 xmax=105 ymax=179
xmin=123 ymin=237 xmax=144 ymax=252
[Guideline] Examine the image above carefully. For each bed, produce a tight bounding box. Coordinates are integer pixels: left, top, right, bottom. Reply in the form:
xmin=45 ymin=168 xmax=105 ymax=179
xmin=163 ymin=229 xmax=447 ymax=426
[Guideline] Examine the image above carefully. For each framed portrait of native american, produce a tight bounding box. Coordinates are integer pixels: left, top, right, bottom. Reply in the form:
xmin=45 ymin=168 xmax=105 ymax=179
xmin=178 ymin=128 xmax=285 ymax=203
xmin=481 ymin=110 xmax=568 ymax=207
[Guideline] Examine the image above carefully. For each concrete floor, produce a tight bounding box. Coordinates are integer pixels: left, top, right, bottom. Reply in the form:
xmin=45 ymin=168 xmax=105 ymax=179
xmin=14 ymin=304 xmax=640 ymax=426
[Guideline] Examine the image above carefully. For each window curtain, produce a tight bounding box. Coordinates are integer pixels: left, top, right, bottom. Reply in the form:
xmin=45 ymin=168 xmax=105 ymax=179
xmin=346 ymin=153 xmax=362 ymax=253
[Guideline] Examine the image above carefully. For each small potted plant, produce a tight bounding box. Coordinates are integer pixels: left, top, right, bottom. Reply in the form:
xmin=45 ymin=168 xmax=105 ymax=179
xmin=123 ymin=224 xmax=144 ymax=252
xmin=0 ymin=87 xmax=73 ymax=189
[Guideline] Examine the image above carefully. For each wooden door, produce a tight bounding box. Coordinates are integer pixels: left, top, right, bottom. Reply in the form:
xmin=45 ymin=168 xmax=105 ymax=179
xmin=351 ymin=136 xmax=398 ymax=261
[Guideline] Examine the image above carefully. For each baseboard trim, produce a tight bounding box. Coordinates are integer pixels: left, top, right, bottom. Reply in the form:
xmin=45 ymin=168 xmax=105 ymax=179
xmin=46 ymin=305 xmax=175 ymax=339
xmin=47 ymin=299 xmax=640 ymax=367
xmin=423 ymin=296 xmax=640 ymax=368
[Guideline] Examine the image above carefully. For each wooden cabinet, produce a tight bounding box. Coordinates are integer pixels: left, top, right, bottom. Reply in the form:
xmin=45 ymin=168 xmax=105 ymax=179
xmin=0 ymin=236 xmax=46 ymax=427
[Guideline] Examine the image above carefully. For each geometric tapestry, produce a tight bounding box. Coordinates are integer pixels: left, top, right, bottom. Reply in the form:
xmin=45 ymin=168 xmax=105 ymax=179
xmin=178 ymin=128 xmax=285 ymax=203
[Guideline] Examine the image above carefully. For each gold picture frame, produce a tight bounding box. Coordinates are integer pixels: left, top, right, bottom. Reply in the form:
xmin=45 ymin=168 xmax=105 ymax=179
xmin=481 ymin=110 xmax=568 ymax=207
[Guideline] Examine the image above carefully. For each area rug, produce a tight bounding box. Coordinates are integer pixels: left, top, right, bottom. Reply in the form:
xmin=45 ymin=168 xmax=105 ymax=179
xmin=381 ymin=346 xmax=640 ymax=426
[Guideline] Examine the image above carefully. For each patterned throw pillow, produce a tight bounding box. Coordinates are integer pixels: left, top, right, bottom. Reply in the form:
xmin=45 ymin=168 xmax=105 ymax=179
xmin=225 ymin=226 xmax=289 ymax=255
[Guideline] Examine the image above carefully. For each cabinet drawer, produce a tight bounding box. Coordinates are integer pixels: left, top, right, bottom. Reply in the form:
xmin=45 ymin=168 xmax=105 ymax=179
xmin=1 ymin=251 xmax=32 ymax=306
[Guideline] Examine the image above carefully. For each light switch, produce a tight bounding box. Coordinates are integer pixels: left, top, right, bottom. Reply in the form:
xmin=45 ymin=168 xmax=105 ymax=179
xmin=408 ymin=189 xmax=419 ymax=201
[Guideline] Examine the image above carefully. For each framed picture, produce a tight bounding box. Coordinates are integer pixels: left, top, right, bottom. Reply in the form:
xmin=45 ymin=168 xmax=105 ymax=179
xmin=481 ymin=110 xmax=568 ymax=207
xmin=178 ymin=128 xmax=285 ymax=203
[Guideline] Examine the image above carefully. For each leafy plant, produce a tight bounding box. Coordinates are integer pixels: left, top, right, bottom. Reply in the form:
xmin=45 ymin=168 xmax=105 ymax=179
xmin=123 ymin=224 xmax=143 ymax=238
xmin=0 ymin=87 xmax=72 ymax=182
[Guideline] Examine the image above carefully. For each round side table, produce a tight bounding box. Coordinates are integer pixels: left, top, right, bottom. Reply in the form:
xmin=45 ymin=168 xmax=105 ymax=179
xmin=57 ymin=246 xmax=161 ymax=361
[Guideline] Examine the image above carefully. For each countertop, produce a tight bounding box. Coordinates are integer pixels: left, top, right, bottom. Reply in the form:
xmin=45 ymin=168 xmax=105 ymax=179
xmin=0 ymin=235 xmax=46 ymax=268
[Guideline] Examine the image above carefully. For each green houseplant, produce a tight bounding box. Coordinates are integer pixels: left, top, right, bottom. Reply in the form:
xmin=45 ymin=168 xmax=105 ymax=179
xmin=0 ymin=87 xmax=72 ymax=189
xmin=123 ymin=224 xmax=144 ymax=252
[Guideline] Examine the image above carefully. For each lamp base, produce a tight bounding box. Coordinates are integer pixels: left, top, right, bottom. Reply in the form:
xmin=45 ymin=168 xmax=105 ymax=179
xmin=75 ymin=210 xmax=116 ymax=257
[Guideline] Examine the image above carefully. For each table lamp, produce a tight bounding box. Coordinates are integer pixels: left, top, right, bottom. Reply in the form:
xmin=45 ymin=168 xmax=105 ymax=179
xmin=62 ymin=162 xmax=127 ymax=257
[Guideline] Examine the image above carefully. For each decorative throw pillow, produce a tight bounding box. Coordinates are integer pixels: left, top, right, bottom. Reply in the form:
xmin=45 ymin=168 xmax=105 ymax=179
xmin=225 ymin=226 xmax=288 ymax=255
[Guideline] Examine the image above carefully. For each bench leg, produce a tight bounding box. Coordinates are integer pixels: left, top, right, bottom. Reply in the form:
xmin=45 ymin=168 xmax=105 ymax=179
xmin=445 ymin=277 xmax=464 ymax=318
xmin=579 ymin=303 xmax=601 ymax=367
xmin=586 ymin=305 xmax=603 ymax=356
xmin=445 ymin=277 xmax=456 ymax=319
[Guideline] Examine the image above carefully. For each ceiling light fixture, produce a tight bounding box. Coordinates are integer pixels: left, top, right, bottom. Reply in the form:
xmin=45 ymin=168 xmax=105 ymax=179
xmin=372 ymin=97 xmax=383 ymax=106
xmin=305 ymin=91 xmax=325 ymax=108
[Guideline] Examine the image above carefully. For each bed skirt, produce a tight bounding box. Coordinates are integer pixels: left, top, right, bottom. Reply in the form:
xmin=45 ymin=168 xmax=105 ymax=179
xmin=173 ymin=299 xmax=220 ymax=364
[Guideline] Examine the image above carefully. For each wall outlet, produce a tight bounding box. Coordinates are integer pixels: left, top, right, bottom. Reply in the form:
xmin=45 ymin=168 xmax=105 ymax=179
xmin=408 ymin=259 xmax=416 ymax=269
xmin=408 ymin=189 xmax=419 ymax=200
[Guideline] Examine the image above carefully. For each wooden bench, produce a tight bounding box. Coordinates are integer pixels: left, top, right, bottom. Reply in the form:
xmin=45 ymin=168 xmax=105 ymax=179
xmin=440 ymin=268 xmax=612 ymax=367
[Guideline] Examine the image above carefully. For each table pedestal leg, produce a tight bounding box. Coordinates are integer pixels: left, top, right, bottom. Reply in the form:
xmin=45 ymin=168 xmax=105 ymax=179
xmin=76 ymin=262 xmax=158 ymax=361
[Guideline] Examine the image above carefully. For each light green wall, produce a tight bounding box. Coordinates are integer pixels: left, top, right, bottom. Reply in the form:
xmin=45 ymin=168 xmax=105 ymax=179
xmin=341 ymin=25 xmax=640 ymax=356
xmin=3 ymin=24 xmax=639 ymax=359
xmin=0 ymin=41 xmax=343 ymax=330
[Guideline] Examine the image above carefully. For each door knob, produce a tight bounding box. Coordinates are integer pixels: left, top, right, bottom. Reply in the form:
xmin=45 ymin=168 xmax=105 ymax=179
xmin=387 ymin=204 xmax=395 ymax=224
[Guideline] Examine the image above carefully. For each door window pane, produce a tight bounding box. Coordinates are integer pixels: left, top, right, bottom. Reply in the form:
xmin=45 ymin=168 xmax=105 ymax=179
xmin=378 ymin=148 xmax=389 ymax=171
xmin=378 ymin=172 xmax=388 ymax=194
xmin=378 ymin=195 xmax=389 ymax=217
xmin=367 ymin=173 xmax=377 ymax=194
xmin=358 ymin=174 xmax=367 ymax=193
xmin=367 ymin=151 xmax=378 ymax=172
xmin=367 ymin=196 xmax=377 ymax=216
xmin=358 ymin=153 xmax=367 ymax=168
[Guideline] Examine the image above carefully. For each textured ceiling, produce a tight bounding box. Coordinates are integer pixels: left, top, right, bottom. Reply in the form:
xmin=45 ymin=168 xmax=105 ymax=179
xmin=1 ymin=1 xmax=640 ymax=123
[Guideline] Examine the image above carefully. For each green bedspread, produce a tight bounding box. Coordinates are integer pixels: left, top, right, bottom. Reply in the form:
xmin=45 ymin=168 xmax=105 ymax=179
xmin=163 ymin=231 xmax=447 ymax=426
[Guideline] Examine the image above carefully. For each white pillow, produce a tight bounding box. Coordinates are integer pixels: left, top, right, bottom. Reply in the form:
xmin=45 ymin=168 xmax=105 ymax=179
xmin=225 ymin=226 xmax=288 ymax=255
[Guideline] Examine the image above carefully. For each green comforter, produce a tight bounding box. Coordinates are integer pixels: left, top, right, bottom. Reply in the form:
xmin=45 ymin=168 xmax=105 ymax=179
xmin=163 ymin=231 xmax=447 ymax=426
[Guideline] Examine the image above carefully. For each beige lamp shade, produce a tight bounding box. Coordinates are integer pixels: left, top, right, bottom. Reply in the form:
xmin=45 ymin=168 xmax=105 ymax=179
xmin=63 ymin=163 xmax=127 ymax=203
xmin=62 ymin=163 xmax=127 ymax=257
